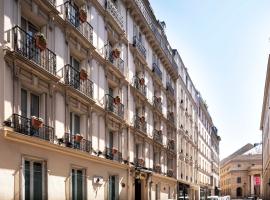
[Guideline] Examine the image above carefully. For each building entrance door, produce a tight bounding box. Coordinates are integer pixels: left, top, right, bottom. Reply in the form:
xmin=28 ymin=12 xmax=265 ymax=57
xmin=135 ymin=178 xmax=142 ymax=200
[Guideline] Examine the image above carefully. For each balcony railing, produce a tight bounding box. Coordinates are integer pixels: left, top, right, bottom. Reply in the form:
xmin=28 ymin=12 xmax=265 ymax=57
xmin=105 ymin=0 xmax=124 ymax=29
xmin=167 ymin=111 xmax=174 ymax=123
xmin=153 ymin=129 xmax=163 ymax=145
xmin=47 ymin=0 xmax=55 ymax=6
xmin=134 ymin=115 xmax=147 ymax=133
xmin=133 ymin=36 xmax=146 ymax=58
xmin=134 ymin=0 xmax=178 ymax=73
xmin=167 ymin=139 xmax=175 ymax=151
xmin=3 ymin=114 xmax=54 ymax=142
xmin=105 ymin=147 xmax=122 ymax=162
xmin=62 ymin=2 xmax=93 ymax=43
xmin=134 ymin=158 xmax=145 ymax=168
xmin=133 ymin=76 xmax=147 ymax=96
xmin=63 ymin=64 xmax=93 ymax=98
xmin=152 ymin=63 xmax=162 ymax=80
xmin=166 ymin=82 xmax=175 ymax=97
xmin=105 ymin=94 xmax=124 ymax=118
xmin=64 ymin=133 xmax=92 ymax=153
xmin=12 ymin=26 xmax=56 ymax=75
xmin=153 ymin=96 xmax=162 ymax=113
xmin=104 ymin=44 xmax=124 ymax=73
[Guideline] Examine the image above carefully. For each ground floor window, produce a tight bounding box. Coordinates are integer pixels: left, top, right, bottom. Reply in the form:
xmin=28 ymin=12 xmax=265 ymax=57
xmin=23 ymin=158 xmax=46 ymax=200
xmin=108 ymin=175 xmax=119 ymax=200
xmin=72 ymin=168 xmax=86 ymax=200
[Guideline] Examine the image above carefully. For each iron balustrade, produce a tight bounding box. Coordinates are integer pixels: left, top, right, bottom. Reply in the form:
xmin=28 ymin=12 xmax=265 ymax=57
xmin=63 ymin=64 xmax=93 ymax=98
xmin=167 ymin=111 xmax=174 ymax=123
xmin=133 ymin=36 xmax=146 ymax=58
xmin=47 ymin=0 xmax=55 ymax=6
xmin=3 ymin=114 xmax=54 ymax=142
xmin=153 ymin=96 xmax=162 ymax=113
xmin=134 ymin=0 xmax=178 ymax=73
xmin=62 ymin=2 xmax=93 ymax=43
xmin=104 ymin=44 xmax=124 ymax=73
xmin=134 ymin=115 xmax=147 ymax=133
xmin=133 ymin=76 xmax=147 ymax=96
xmin=105 ymin=0 xmax=124 ymax=29
xmin=153 ymin=129 xmax=163 ymax=145
xmin=105 ymin=147 xmax=122 ymax=162
xmin=167 ymin=139 xmax=175 ymax=151
xmin=166 ymin=82 xmax=175 ymax=97
xmin=152 ymin=62 xmax=162 ymax=80
xmin=12 ymin=26 xmax=56 ymax=75
xmin=105 ymin=94 xmax=124 ymax=118
xmin=64 ymin=133 xmax=92 ymax=153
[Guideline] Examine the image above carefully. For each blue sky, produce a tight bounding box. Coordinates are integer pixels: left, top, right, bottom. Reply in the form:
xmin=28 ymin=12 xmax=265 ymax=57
xmin=149 ymin=0 xmax=270 ymax=159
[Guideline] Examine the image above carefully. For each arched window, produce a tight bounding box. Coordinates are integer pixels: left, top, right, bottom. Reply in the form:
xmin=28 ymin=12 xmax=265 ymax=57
xmin=236 ymin=187 xmax=242 ymax=197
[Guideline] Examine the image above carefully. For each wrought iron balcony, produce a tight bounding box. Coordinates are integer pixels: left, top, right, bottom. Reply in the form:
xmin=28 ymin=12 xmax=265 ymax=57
xmin=105 ymin=147 xmax=122 ymax=162
xmin=133 ymin=76 xmax=147 ymax=96
xmin=47 ymin=0 xmax=55 ymax=6
xmin=62 ymin=64 xmax=93 ymax=99
xmin=3 ymin=114 xmax=54 ymax=142
xmin=153 ymin=164 xmax=161 ymax=173
xmin=153 ymin=129 xmax=163 ymax=145
xmin=104 ymin=44 xmax=124 ymax=73
xmin=134 ymin=158 xmax=145 ymax=168
xmin=105 ymin=0 xmax=124 ymax=29
xmin=62 ymin=2 xmax=93 ymax=43
xmin=167 ymin=111 xmax=174 ymax=123
xmin=152 ymin=63 xmax=162 ymax=80
xmin=12 ymin=26 xmax=56 ymax=75
xmin=63 ymin=133 xmax=92 ymax=153
xmin=133 ymin=36 xmax=146 ymax=58
xmin=153 ymin=96 xmax=162 ymax=113
xmin=167 ymin=169 xmax=174 ymax=177
xmin=166 ymin=82 xmax=175 ymax=97
xmin=134 ymin=115 xmax=147 ymax=133
xmin=105 ymin=94 xmax=124 ymax=118
xmin=167 ymin=139 xmax=175 ymax=151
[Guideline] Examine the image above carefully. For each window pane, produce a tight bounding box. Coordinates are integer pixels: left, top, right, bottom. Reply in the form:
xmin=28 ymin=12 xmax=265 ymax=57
xmin=70 ymin=112 xmax=73 ymax=135
xmin=77 ymin=170 xmax=83 ymax=200
xmin=72 ymin=169 xmax=76 ymax=200
xmin=24 ymin=160 xmax=30 ymax=200
xmin=21 ymin=89 xmax=27 ymax=117
xmin=33 ymin=162 xmax=43 ymax=200
xmin=74 ymin=115 xmax=80 ymax=134
xmin=109 ymin=132 xmax=113 ymax=149
xmin=31 ymin=94 xmax=39 ymax=117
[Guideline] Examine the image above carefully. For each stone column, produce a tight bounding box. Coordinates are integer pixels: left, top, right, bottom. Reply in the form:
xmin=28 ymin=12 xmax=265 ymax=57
xmin=251 ymin=174 xmax=254 ymax=196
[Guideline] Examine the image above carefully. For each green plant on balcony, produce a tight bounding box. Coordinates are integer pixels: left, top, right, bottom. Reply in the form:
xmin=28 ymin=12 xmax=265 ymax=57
xmin=79 ymin=9 xmax=87 ymax=23
xmin=35 ymin=33 xmax=47 ymax=51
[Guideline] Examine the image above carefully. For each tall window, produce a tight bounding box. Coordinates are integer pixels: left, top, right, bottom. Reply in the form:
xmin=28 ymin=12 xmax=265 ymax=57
xmin=70 ymin=112 xmax=80 ymax=135
xmin=108 ymin=175 xmax=119 ymax=200
xmin=72 ymin=168 xmax=86 ymax=200
xmin=237 ymin=177 xmax=241 ymax=183
xmin=24 ymin=158 xmax=46 ymax=200
xmin=21 ymin=89 xmax=40 ymax=118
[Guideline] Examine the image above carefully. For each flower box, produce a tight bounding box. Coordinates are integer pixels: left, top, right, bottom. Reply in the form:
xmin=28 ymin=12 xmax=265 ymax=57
xmin=112 ymin=148 xmax=118 ymax=154
xmin=139 ymin=78 xmax=145 ymax=85
xmin=74 ymin=134 xmax=83 ymax=142
xmin=114 ymin=96 xmax=121 ymax=105
xmin=138 ymin=158 xmax=144 ymax=166
xmin=79 ymin=9 xmax=87 ymax=23
xmin=80 ymin=69 xmax=88 ymax=81
xmin=112 ymin=48 xmax=121 ymax=59
xmin=31 ymin=116 xmax=43 ymax=129
xmin=35 ymin=33 xmax=47 ymax=51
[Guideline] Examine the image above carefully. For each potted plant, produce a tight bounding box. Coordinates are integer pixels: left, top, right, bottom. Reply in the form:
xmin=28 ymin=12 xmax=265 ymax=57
xmin=74 ymin=133 xmax=83 ymax=142
xmin=35 ymin=33 xmax=47 ymax=51
xmin=112 ymin=48 xmax=121 ymax=58
xmin=140 ymin=116 xmax=145 ymax=123
xmin=31 ymin=116 xmax=44 ymax=129
xmin=112 ymin=148 xmax=118 ymax=154
xmin=80 ymin=69 xmax=88 ymax=81
xmin=139 ymin=78 xmax=145 ymax=85
xmin=79 ymin=9 xmax=87 ymax=23
xmin=114 ymin=96 xmax=121 ymax=105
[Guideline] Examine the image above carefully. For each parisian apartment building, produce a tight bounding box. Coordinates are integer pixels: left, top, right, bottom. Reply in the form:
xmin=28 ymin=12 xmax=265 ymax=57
xmin=260 ymin=55 xmax=270 ymax=200
xmin=0 ymin=0 xmax=221 ymax=199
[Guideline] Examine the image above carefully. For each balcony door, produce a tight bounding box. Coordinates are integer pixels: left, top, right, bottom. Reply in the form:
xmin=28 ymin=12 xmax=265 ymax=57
xmin=70 ymin=112 xmax=80 ymax=135
xmin=21 ymin=89 xmax=40 ymax=118
xmin=70 ymin=56 xmax=80 ymax=89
